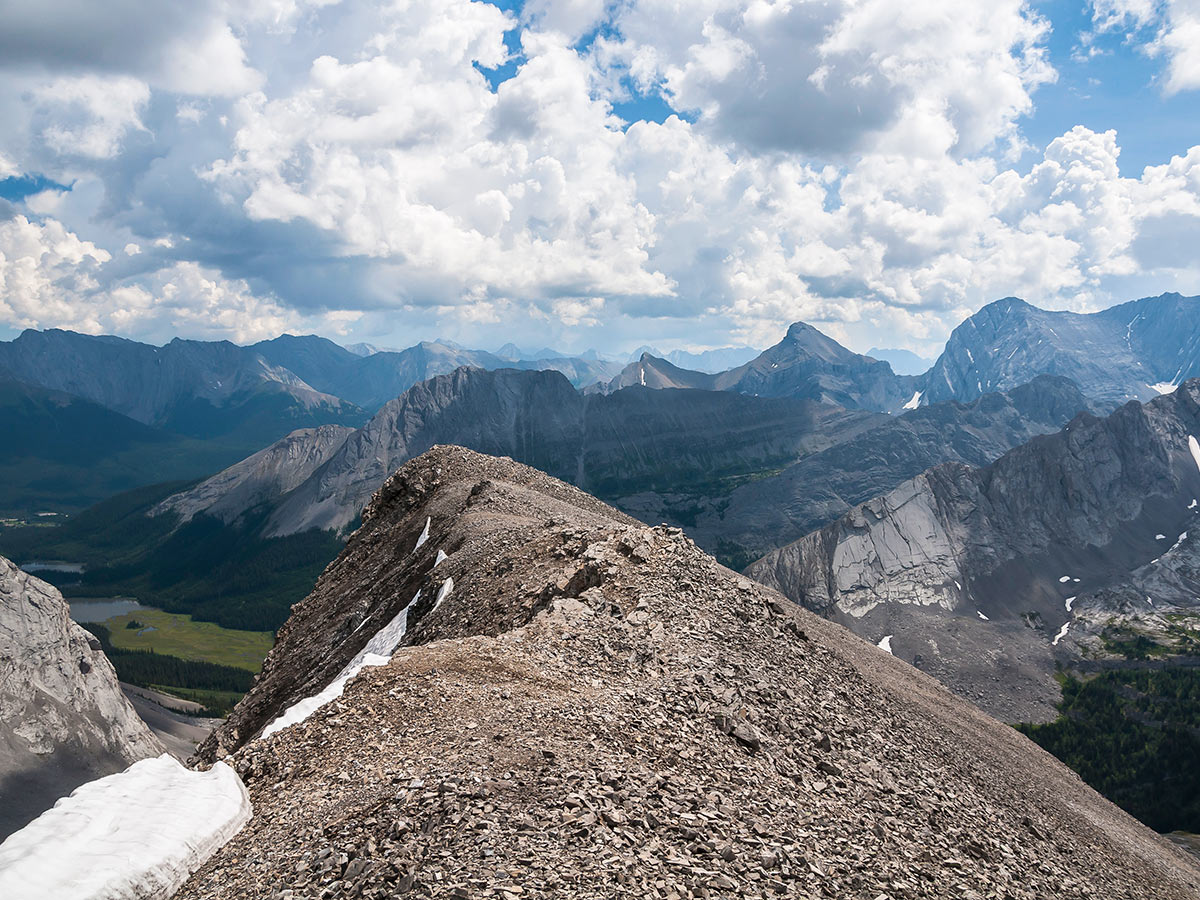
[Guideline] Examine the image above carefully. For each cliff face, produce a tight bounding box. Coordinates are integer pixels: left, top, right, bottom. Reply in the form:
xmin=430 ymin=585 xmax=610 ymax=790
xmin=919 ymin=292 xmax=1200 ymax=410
xmin=0 ymin=557 xmax=163 ymax=837
xmin=181 ymin=446 xmax=1200 ymax=900
xmin=748 ymin=380 xmax=1200 ymax=722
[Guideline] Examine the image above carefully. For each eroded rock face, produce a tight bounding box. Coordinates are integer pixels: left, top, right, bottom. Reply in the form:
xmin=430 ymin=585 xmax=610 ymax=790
xmin=0 ymin=557 xmax=162 ymax=837
xmin=182 ymin=446 xmax=1200 ymax=900
xmin=748 ymin=379 xmax=1200 ymax=722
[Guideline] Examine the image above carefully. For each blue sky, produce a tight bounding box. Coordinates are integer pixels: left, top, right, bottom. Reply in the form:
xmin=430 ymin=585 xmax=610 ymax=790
xmin=0 ymin=0 xmax=1197 ymax=357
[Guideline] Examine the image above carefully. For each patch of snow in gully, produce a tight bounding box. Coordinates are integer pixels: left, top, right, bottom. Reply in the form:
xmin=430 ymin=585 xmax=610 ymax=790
xmin=877 ymin=635 xmax=893 ymax=654
xmin=976 ymin=611 xmax=989 ymax=620
xmin=432 ymin=577 xmax=453 ymax=613
xmin=0 ymin=755 xmax=250 ymax=900
xmin=434 ymin=548 xmax=447 ymax=566
xmin=902 ymin=391 xmax=922 ymax=410
xmin=1052 ymin=622 xmax=1070 ymax=646
xmin=260 ymin=594 xmax=417 ymax=739
xmin=413 ymin=517 xmax=431 ymax=552
xmin=1065 ymin=596 xmax=1076 ymax=612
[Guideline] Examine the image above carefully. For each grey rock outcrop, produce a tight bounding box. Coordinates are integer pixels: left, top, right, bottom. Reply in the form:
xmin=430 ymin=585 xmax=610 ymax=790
xmin=748 ymin=379 xmax=1200 ymax=721
xmin=180 ymin=446 xmax=1200 ymax=900
xmin=153 ymin=424 xmax=356 ymax=526
xmin=0 ymin=556 xmax=163 ymax=837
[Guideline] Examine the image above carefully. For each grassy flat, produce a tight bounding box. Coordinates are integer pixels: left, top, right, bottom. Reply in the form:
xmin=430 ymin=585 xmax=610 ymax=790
xmin=104 ymin=608 xmax=274 ymax=673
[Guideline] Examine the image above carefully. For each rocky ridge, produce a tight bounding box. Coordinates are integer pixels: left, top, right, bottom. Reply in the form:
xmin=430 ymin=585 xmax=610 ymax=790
xmin=180 ymin=446 xmax=1200 ymax=900
xmin=0 ymin=556 xmax=163 ymax=837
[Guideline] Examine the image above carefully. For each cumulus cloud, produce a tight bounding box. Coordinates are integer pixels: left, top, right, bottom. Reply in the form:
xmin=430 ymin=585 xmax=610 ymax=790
xmin=0 ymin=0 xmax=1196 ymax=356
xmin=0 ymin=213 xmax=302 ymax=343
xmin=1089 ymin=0 xmax=1200 ymax=95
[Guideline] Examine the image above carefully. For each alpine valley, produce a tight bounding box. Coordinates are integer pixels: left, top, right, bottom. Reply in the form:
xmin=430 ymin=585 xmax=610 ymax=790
xmin=6 ymin=293 xmax=1200 ymax=896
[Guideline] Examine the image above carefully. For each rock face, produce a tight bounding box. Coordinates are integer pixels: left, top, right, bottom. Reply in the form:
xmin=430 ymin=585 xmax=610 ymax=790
xmin=603 ymin=353 xmax=721 ymax=392
xmin=664 ymin=374 xmax=1088 ymax=569
xmin=920 ymin=292 xmax=1200 ymax=411
xmin=152 ymin=424 xmax=357 ymax=526
xmin=0 ymin=556 xmax=162 ymax=837
xmin=748 ymin=379 xmax=1200 ymax=722
xmin=181 ymin=446 xmax=1200 ymax=899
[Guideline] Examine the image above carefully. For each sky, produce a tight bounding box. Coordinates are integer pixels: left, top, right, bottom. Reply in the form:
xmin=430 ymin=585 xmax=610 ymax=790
xmin=0 ymin=0 xmax=1198 ymax=358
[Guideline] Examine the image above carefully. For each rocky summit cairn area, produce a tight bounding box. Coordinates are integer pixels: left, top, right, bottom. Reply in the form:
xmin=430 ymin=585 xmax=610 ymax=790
xmin=180 ymin=446 xmax=1200 ymax=900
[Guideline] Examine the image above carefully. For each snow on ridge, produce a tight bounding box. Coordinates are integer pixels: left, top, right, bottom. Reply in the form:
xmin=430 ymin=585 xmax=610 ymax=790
xmin=261 ymin=593 xmax=417 ymax=739
xmin=432 ymin=577 xmax=453 ymax=613
xmin=877 ymin=635 xmax=893 ymax=654
xmin=0 ymin=755 xmax=250 ymax=900
xmin=902 ymin=391 xmax=922 ymax=410
xmin=413 ymin=517 xmax=431 ymax=552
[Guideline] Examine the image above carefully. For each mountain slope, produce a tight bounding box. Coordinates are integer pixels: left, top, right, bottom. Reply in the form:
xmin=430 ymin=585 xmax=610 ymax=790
xmin=0 ymin=329 xmax=365 ymax=447
xmin=678 ymin=374 xmax=1088 ymax=568
xmin=713 ymin=321 xmax=916 ymax=411
xmin=178 ymin=446 xmax=1200 ymax=899
xmin=748 ymin=380 xmax=1200 ymax=722
xmin=920 ymin=292 xmax=1200 ymax=410
xmin=0 ymin=377 xmax=292 ymax=516
xmin=0 ymin=556 xmax=163 ymax=837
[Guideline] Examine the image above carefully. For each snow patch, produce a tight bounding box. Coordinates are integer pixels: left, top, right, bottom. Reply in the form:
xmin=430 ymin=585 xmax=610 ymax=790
xmin=877 ymin=635 xmax=893 ymax=654
xmin=432 ymin=577 xmax=453 ymax=613
xmin=1156 ymin=533 xmax=1167 ymax=540
xmin=1065 ymin=596 xmax=1076 ymax=612
xmin=976 ymin=611 xmax=989 ymax=621
xmin=902 ymin=391 xmax=922 ymax=410
xmin=434 ymin=549 xmax=447 ymax=567
xmin=1149 ymin=382 xmax=1179 ymax=395
xmin=413 ymin=517 xmax=431 ymax=552
xmin=261 ymin=594 xmax=416 ymax=739
xmin=1190 ymin=499 xmax=1197 ymax=510
xmin=1189 ymin=436 xmax=1200 ymax=474
xmin=0 ymin=755 xmax=250 ymax=900
xmin=1052 ymin=622 xmax=1070 ymax=646
xmin=1059 ymin=575 xmax=1071 ymax=583
xmin=954 ymin=580 xmax=961 ymax=590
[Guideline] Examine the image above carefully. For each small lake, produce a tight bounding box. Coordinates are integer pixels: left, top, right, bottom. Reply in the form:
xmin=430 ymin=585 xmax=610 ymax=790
xmin=21 ymin=561 xmax=85 ymax=574
xmin=68 ymin=599 xmax=145 ymax=623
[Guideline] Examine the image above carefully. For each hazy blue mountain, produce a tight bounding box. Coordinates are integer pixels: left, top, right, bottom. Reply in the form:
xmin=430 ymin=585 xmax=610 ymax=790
xmin=0 ymin=329 xmax=366 ymax=448
xmin=919 ymin=292 xmax=1200 ymax=411
xmin=0 ymin=378 xmax=284 ymax=516
xmin=866 ymin=347 xmax=934 ymax=376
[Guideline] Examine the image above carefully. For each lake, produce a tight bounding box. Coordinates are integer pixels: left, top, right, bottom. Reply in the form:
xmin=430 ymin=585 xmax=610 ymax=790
xmin=68 ymin=599 xmax=145 ymax=623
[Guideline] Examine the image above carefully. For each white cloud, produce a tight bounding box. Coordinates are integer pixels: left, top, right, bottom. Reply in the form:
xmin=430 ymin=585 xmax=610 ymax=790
xmin=0 ymin=0 xmax=1196 ymax=355
xmin=602 ymin=0 xmax=1053 ymax=157
xmin=33 ymin=75 xmax=150 ymax=159
xmin=0 ymin=214 xmax=301 ymax=343
xmin=1089 ymin=0 xmax=1200 ymax=95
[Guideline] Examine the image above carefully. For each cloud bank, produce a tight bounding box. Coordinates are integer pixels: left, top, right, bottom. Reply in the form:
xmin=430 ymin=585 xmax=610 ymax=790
xmin=0 ymin=0 xmax=1197 ymax=354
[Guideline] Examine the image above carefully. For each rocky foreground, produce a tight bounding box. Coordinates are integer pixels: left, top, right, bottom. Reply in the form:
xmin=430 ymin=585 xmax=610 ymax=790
xmin=181 ymin=447 xmax=1200 ymax=899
